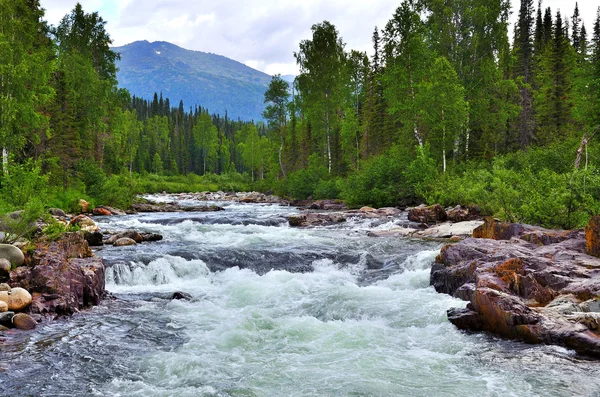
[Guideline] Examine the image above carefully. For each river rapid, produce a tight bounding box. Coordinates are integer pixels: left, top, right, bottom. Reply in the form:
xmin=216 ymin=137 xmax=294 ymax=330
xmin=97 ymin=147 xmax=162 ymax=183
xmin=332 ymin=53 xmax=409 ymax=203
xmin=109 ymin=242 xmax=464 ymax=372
xmin=1 ymin=195 xmax=600 ymax=396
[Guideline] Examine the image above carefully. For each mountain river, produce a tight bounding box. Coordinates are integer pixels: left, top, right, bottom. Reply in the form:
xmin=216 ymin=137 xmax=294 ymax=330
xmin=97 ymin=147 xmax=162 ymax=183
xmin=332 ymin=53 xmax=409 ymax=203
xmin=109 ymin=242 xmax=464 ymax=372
xmin=1 ymin=195 xmax=600 ymax=396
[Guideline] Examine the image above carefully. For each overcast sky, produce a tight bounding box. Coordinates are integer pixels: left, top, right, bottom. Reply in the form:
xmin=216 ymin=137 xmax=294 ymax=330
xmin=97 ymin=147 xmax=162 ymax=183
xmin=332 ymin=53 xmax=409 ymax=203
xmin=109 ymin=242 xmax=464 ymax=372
xmin=40 ymin=0 xmax=599 ymax=76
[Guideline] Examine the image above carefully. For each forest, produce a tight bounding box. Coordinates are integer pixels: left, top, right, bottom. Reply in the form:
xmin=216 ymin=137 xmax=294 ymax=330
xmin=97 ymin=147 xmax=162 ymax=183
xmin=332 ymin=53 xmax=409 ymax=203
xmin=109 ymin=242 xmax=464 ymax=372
xmin=1 ymin=0 xmax=600 ymax=229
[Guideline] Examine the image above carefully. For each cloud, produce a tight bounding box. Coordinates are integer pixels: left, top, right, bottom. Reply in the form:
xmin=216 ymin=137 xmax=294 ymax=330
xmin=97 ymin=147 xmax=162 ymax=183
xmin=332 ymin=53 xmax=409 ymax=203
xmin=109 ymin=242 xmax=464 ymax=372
xmin=40 ymin=0 xmax=600 ymax=76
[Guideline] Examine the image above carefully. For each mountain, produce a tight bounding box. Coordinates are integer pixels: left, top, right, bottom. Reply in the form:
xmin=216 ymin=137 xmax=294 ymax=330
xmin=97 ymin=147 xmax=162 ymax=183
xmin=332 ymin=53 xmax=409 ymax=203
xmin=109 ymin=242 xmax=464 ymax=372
xmin=113 ymin=40 xmax=272 ymax=121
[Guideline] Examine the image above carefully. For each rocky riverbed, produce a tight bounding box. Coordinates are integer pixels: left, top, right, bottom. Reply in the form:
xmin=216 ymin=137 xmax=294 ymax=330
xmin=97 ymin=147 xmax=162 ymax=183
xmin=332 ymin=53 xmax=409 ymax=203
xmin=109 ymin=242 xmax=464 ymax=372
xmin=432 ymin=217 xmax=600 ymax=357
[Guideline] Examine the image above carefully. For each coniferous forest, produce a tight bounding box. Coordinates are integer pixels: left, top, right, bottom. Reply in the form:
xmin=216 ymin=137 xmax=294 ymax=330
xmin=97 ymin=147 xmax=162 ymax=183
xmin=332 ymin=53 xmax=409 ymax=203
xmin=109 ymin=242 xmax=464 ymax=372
xmin=2 ymin=0 xmax=600 ymax=229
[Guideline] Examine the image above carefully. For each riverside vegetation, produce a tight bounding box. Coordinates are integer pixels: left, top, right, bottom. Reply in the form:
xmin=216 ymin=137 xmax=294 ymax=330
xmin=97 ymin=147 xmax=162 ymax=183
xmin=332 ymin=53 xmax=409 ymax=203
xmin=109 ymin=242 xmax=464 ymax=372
xmin=1 ymin=0 xmax=600 ymax=233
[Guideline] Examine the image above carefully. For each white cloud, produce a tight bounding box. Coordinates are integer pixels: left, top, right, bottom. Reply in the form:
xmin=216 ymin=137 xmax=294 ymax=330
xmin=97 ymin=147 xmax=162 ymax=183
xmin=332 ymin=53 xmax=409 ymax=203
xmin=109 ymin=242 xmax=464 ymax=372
xmin=40 ymin=0 xmax=600 ymax=76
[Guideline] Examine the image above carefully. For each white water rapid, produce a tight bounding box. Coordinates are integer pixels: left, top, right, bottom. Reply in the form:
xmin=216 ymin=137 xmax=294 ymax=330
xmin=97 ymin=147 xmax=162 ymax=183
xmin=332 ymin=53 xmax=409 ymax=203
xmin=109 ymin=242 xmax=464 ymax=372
xmin=1 ymin=197 xmax=599 ymax=396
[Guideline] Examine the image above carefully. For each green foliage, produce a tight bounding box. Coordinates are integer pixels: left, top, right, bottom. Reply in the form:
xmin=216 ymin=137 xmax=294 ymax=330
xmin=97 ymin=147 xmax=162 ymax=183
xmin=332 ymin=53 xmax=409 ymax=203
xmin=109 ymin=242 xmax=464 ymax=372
xmin=1 ymin=160 xmax=48 ymax=207
xmin=76 ymin=159 xmax=106 ymax=198
xmin=1 ymin=198 xmax=46 ymax=244
xmin=341 ymin=148 xmax=408 ymax=208
xmin=100 ymin=174 xmax=137 ymax=209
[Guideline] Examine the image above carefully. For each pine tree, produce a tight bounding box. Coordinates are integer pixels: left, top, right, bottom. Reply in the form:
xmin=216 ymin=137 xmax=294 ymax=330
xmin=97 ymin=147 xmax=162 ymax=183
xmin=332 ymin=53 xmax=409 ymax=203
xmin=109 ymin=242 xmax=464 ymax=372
xmin=513 ymin=0 xmax=536 ymax=148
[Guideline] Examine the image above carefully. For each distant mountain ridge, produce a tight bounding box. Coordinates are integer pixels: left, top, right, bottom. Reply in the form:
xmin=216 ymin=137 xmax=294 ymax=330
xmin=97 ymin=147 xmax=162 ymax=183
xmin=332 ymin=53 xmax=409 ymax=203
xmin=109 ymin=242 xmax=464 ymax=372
xmin=113 ymin=40 xmax=273 ymax=120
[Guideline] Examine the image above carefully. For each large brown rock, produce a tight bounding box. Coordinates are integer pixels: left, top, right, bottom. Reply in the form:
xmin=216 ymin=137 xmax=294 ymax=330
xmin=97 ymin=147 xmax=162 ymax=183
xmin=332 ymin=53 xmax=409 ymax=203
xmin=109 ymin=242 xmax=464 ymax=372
xmin=585 ymin=215 xmax=600 ymax=257
xmin=408 ymin=204 xmax=447 ymax=224
xmin=0 ymin=287 xmax=32 ymax=311
xmin=9 ymin=232 xmax=105 ymax=316
xmin=432 ymin=226 xmax=600 ymax=357
xmin=12 ymin=312 xmax=36 ymax=330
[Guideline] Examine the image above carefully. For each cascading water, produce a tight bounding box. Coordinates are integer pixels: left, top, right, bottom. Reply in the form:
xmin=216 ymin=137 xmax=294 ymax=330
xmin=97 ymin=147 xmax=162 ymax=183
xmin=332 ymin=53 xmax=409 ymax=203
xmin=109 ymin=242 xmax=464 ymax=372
xmin=1 ymin=196 xmax=600 ymax=396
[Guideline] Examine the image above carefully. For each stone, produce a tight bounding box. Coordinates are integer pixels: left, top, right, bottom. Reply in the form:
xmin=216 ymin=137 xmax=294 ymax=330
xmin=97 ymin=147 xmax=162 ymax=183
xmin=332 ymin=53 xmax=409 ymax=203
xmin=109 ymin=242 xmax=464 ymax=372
xmin=106 ymin=230 xmax=143 ymax=245
xmin=78 ymin=199 xmax=89 ymax=213
xmin=8 ymin=232 xmax=104 ymax=316
xmin=0 ymin=283 xmax=10 ymax=291
xmin=0 ymin=244 xmax=24 ymax=267
xmin=172 ymin=291 xmax=193 ymax=300
xmin=0 ymin=300 xmax=7 ymax=312
xmin=432 ymin=227 xmax=600 ymax=357
xmin=413 ymin=220 xmax=484 ymax=239
xmin=288 ymin=212 xmax=346 ymax=227
xmin=140 ymin=233 xmax=163 ymax=242
xmin=0 ymin=287 xmax=32 ymax=311
xmin=0 ymin=311 xmax=14 ymax=327
xmin=84 ymin=231 xmax=104 ymax=247
xmin=0 ymin=258 xmax=10 ymax=279
xmin=408 ymin=204 xmax=447 ymax=224
xmin=12 ymin=313 xmax=36 ymax=330
xmin=114 ymin=237 xmax=136 ymax=247
xmin=48 ymin=208 xmax=67 ymax=218
xmin=585 ymin=215 xmax=600 ymax=257
xmin=360 ymin=206 xmax=376 ymax=212
xmin=472 ymin=217 xmax=524 ymax=240
xmin=92 ymin=207 xmax=112 ymax=216
xmin=69 ymin=215 xmax=98 ymax=233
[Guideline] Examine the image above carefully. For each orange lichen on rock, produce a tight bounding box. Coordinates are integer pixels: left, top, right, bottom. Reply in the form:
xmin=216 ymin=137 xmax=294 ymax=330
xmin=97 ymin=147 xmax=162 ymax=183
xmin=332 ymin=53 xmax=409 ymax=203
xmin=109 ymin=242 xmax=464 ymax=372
xmin=585 ymin=215 xmax=600 ymax=257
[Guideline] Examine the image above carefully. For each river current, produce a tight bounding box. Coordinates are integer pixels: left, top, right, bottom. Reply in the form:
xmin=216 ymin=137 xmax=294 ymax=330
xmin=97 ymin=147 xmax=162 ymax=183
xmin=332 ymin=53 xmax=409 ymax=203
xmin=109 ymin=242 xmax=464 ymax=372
xmin=1 ymin=196 xmax=600 ymax=396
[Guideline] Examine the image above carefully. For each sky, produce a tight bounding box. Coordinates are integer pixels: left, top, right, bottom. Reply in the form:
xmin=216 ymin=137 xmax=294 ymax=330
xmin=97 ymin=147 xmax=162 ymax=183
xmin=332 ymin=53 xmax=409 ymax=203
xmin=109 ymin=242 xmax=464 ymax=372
xmin=40 ymin=0 xmax=599 ymax=77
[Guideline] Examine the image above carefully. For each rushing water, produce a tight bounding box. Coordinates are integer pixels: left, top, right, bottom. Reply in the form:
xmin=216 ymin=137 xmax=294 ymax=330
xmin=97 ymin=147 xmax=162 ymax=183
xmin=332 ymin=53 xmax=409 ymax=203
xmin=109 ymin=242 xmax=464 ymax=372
xmin=1 ymin=196 xmax=600 ymax=397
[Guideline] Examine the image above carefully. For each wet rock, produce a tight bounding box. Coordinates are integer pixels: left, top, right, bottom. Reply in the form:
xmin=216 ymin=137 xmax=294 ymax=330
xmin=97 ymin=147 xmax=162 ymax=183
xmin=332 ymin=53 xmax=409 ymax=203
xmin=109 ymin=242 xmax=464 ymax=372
xmin=432 ymin=225 xmax=600 ymax=356
xmin=0 ymin=287 xmax=32 ymax=311
xmin=172 ymin=291 xmax=193 ymax=300
xmin=131 ymin=202 xmax=224 ymax=213
xmin=140 ymin=233 xmax=163 ymax=242
xmin=84 ymin=231 xmax=104 ymax=247
xmin=69 ymin=215 xmax=98 ymax=232
xmin=288 ymin=213 xmax=346 ymax=227
xmin=9 ymin=232 xmax=104 ymax=316
xmin=92 ymin=206 xmax=112 ymax=216
xmin=48 ymin=208 xmax=67 ymax=218
xmin=0 ymin=283 xmax=10 ymax=291
xmin=106 ymin=230 xmax=143 ymax=245
xmin=114 ymin=237 xmax=136 ymax=247
xmin=408 ymin=204 xmax=447 ymax=224
xmin=12 ymin=313 xmax=36 ymax=330
xmin=0 ymin=300 xmax=7 ymax=312
xmin=0 ymin=244 xmax=24 ymax=267
xmin=0 ymin=311 xmax=14 ymax=326
xmin=585 ymin=215 xmax=600 ymax=257
xmin=447 ymin=306 xmax=484 ymax=331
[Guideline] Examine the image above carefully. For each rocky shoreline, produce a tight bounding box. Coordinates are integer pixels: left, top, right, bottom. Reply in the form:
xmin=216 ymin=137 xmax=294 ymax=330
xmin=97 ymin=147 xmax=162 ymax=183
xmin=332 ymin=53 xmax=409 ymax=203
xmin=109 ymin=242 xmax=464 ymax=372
xmin=432 ymin=217 xmax=600 ymax=357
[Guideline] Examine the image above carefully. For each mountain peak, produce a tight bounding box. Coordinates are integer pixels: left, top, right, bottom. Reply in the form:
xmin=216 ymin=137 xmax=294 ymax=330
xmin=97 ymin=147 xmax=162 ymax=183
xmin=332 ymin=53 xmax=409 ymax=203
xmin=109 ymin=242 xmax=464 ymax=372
xmin=114 ymin=40 xmax=271 ymax=120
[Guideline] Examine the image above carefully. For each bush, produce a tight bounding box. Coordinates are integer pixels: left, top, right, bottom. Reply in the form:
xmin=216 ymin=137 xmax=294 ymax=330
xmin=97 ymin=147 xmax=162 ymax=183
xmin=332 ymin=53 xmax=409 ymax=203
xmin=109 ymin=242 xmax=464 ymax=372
xmin=1 ymin=159 xmax=48 ymax=207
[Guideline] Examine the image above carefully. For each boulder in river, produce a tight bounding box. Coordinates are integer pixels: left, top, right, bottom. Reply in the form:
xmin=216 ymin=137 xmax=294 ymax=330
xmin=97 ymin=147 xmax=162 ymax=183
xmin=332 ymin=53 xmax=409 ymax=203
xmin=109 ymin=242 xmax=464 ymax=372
xmin=12 ymin=312 xmax=36 ymax=330
xmin=114 ymin=237 xmax=137 ymax=247
xmin=0 ymin=300 xmax=7 ymax=312
xmin=0 ymin=283 xmax=10 ymax=291
xmin=92 ymin=206 xmax=112 ymax=216
xmin=48 ymin=208 xmax=67 ymax=218
xmin=408 ymin=204 xmax=447 ymax=224
xmin=84 ymin=231 xmax=104 ymax=247
xmin=431 ymin=223 xmax=600 ymax=357
xmin=288 ymin=212 xmax=346 ymax=227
